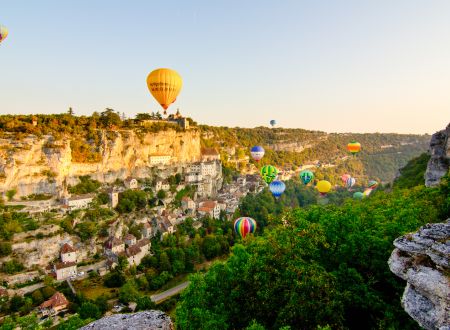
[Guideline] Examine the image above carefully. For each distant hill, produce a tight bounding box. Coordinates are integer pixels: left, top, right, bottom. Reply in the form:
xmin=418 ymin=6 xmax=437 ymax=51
xmin=200 ymin=125 xmax=430 ymax=183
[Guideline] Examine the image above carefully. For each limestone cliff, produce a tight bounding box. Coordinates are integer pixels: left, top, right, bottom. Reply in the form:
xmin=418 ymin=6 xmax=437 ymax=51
xmin=425 ymin=123 xmax=450 ymax=187
xmin=80 ymin=310 xmax=173 ymax=330
xmin=0 ymin=129 xmax=201 ymax=197
xmin=388 ymin=220 xmax=450 ymax=330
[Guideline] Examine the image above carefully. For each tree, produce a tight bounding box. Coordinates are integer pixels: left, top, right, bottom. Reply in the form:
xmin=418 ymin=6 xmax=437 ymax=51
xmin=0 ymin=242 xmax=12 ymax=257
xmin=79 ymin=302 xmax=101 ymax=320
xmin=104 ymin=271 xmax=126 ymax=288
xmin=57 ymin=315 xmax=92 ymax=330
xmin=6 ymin=189 xmax=16 ymax=201
xmin=94 ymin=295 xmax=109 ymax=314
xmin=119 ymin=281 xmax=140 ymax=304
xmin=9 ymin=295 xmax=24 ymax=312
xmin=68 ymin=107 xmax=74 ymax=116
xmin=99 ymin=108 xmax=122 ymax=128
xmin=31 ymin=290 xmax=44 ymax=305
xmin=136 ymin=295 xmax=156 ymax=311
xmin=135 ymin=113 xmax=152 ymax=121
xmin=41 ymin=286 xmax=56 ymax=299
xmin=157 ymin=189 xmax=167 ymax=200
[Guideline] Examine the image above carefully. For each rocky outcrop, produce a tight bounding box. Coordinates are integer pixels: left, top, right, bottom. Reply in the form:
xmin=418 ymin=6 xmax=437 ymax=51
xmin=388 ymin=219 xmax=450 ymax=330
xmin=0 ymin=129 xmax=201 ymax=197
xmin=425 ymin=123 xmax=450 ymax=187
xmin=80 ymin=310 xmax=174 ymax=330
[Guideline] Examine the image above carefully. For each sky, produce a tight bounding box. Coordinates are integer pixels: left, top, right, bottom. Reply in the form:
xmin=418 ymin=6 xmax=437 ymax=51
xmin=0 ymin=1 xmax=449 ymax=134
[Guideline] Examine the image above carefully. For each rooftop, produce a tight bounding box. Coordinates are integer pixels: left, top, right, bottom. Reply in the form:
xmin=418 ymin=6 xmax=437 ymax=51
xmin=40 ymin=292 xmax=69 ymax=309
xmin=54 ymin=261 xmax=76 ymax=270
xmin=61 ymin=243 xmax=76 ymax=254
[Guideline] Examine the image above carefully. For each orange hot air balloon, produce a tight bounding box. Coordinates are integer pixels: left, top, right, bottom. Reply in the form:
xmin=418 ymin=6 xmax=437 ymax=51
xmin=347 ymin=141 xmax=361 ymax=155
xmin=146 ymin=68 xmax=182 ymax=115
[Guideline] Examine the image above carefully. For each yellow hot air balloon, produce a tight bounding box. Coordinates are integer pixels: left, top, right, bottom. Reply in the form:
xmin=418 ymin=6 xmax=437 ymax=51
xmin=0 ymin=25 xmax=8 ymax=44
xmin=316 ymin=180 xmax=332 ymax=196
xmin=146 ymin=68 xmax=182 ymax=115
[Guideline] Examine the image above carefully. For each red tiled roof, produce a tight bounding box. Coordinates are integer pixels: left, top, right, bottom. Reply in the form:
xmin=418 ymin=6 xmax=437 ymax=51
xmin=54 ymin=261 xmax=76 ymax=270
xmin=136 ymin=238 xmax=150 ymax=248
xmin=40 ymin=292 xmax=68 ymax=309
xmin=126 ymin=245 xmax=141 ymax=257
xmin=124 ymin=234 xmax=136 ymax=241
xmin=61 ymin=243 xmax=76 ymax=254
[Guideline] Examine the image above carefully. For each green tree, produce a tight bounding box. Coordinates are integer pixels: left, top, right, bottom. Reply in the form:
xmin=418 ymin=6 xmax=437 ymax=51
xmin=79 ymin=302 xmax=101 ymax=320
xmin=119 ymin=280 xmax=140 ymax=304
xmin=0 ymin=242 xmax=12 ymax=257
xmin=157 ymin=189 xmax=167 ymax=200
xmin=5 ymin=189 xmax=16 ymax=201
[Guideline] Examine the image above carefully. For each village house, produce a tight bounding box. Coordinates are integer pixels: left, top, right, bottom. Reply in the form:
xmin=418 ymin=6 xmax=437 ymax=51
xmin=39 ymin=292 xmax=69 ymax=317
xmin=149 ymin=154 xmax=172 ymax=165
xmin=104 ymin=237 xmax=125 ymax=255
xmin=158 ymin=218 xmax=175 ymax=238
xmin=197 ymin=200 xmax=221 ymax=219
xmin=124 ymin=233 xmax=137 ymax=246
xmin=63 ymin=193 xmax=95 ymax=211
xmin=141 ymin=222 xmax=153 ymax=239
xmin=124 ymin=177 xmax=138 ymax=190
xmin=181 ymin=197 xmax=196 ymax=212
xmin=60 ymin=243 xmax=77 ymax=263
xmin=155 ymin=180 xmax=170 ymax=191
xmin=126 ymin=238 xmax=151 ymax=266
xmin=108 ymin=189 xmax=119 ymax=208
xmin=54 ymin=261 xmax=77 ymax=281
xmin=201 ymin=148 xmax=221 ymax=162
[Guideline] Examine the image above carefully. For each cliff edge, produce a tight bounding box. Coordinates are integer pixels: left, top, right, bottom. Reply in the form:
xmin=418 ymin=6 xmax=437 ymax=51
xmin=425 ymin=123 xmax=450 ymax=187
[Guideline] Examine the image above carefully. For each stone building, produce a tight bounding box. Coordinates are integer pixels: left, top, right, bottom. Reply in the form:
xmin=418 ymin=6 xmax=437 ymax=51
xmin=60 ymin=243 xmax=77 ymax=263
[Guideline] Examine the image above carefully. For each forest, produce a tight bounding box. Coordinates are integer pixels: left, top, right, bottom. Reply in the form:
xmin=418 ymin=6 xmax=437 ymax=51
xmin=175 ymin=155 xmax=450 ymax=329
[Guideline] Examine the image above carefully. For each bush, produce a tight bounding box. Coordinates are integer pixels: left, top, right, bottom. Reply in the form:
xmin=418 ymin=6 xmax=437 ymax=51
xmin=0 ymin=242 xmax=12 ymax=257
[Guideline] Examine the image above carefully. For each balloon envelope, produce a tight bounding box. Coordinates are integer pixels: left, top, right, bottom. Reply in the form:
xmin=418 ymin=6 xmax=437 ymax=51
xmin=363 ymin=189 xmax=372 ymax=197
xmin=353 ymin=191 xmax=364 ymax=200
xmin=316 ymin=180 xmax=332 ymax=195
xmin=234 ymin=217 xmax=257 ymax=239
xmin=346 ymin=177 xmax=356 ymax=189
xmin=300 ymin=170 xmax=314 ymax=185
xmin=347 ymin=141 xmax=361 ymax=155
xmin=341 ymin=174 xmax=351 ymax=184
xmin=250 ymin=146 xmax=265 ymax=162
xmin=260 ymin=165 xmax=278 ymax=184
xmin=269 ymin=180 xmax=286 ymax=198
xmin=368 ymin=180 xmax=379 ymax=189
xmin=0 ymin=25 xmax=8 ymax=43
xmin=270 ymin=120 xmax=276 ymax=127
xmin=146 ymin=68 xmax=182 ymax=114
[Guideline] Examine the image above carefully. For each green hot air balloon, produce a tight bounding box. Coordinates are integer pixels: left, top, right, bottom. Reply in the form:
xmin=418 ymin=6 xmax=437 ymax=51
xmin=353 ymin=191 xmax=364 ymax=200
xmin=260 ymin=165 xmax=278 ymax=184
xmin=300 ymin=170 xmax=314 ymax=185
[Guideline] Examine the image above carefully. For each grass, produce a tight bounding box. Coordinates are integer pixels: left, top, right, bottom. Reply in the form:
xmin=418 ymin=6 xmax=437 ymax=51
xmin=155 ymin=273 xmax=189 ymax=293
xmin=73 ymin=277 xmax=117 ymax=300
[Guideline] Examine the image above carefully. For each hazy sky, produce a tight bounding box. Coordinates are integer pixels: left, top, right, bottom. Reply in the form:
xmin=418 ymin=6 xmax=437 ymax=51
xmin=0 ymin=1 xmax=449 ymax=134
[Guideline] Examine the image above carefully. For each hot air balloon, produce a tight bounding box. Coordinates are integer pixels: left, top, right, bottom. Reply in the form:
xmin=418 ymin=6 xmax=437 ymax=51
xmin=0 ymin=25 xmax=8 ymax=44
xmin=270 ymin=120 xmax=276 ymax=127
xmin=316 ymin=180 xmax=332 ymax=196
xmin=353 ymin=191 xmax=364 ymax=200
xmin=368 ymin=180 xmax=378 ymax=190
xmin=269 ymin=180 xmax=286 ymax=198
xmin=341 ymin=174 xmax=351 ymax=184
xmin=146 ymin=68 xmax=182 ymax=115
xmin=234 ymin=217 xmax=257 ymax=239
xmin=300 ymin=170 xmax=314 ymax=185
xmin=363 ymin=188 xmax=372 ymax=197
xmin=347 ymin=141 xmax=361 ymax=155
xmin=250 ymin=146 xmax=265 ymax=162
xmin=346 ymin=177 xmax=356 ymax=189
xmin=260 ymin=165 xmax=278 ymax=184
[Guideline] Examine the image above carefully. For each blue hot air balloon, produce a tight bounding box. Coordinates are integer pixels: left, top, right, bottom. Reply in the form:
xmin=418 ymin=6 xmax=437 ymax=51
xmin=269 ymin=180 xmax=285 ymax=198
xmin=270 ymin=120 xmax=276 ymax=127
xmin=250 ymin=145 xmax=265 ymax=162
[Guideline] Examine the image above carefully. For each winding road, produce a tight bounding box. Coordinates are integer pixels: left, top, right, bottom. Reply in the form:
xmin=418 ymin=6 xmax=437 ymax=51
xmin=151 ymin=281 xmax=190 ymax=303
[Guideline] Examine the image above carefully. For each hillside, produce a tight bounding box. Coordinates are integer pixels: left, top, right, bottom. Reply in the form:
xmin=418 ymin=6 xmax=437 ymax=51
xmin=200 ymin=125 xmax=430 ymax=183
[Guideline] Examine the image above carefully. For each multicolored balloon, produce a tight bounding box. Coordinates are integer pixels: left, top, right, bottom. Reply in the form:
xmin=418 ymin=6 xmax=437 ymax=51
xmin=300 ymin=170 xmax=314 ymax=185
xmin=341 ymin=174 xmax=351 ymax=184
xmin=363 ymin=189 xmax=372 ymax=197
xmin=260 ymin=165 xmax=278 ymax=184
xmin=234 ymin=217 xmax=257 ymax=239
xmin=368 ymin=180 xmax=378 ymax=190
xmin=316 ymin=180 xmax=332 ymax=196
xmin=346 ymin=177 xmax=356 ymax=189
xmin=0 ymin=25 xmax=8 ymax=44
xmin=270 ymin=120 xmax=276 ymax=127
xmin=250 ymin=146 xmax=265 ymax=162
xmin=146 ymin=68 xmax=183 ymax=115
xmin=269 ymin=180 xmax=286 ymax=198
xmin=347 ymin=141 xmax=361 ymax=155
xmin=353 ymin=191 xmax=364 ymax=200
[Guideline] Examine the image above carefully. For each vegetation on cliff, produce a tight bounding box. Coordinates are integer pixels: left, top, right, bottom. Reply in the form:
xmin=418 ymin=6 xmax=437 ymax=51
xmin=176 ymin=160 xmax=449 ymax=329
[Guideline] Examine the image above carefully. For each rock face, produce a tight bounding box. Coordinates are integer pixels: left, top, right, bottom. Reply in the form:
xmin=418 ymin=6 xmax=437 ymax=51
xmin=80 ymin=310 xmax=174 ymax=330
xmin=388 ymin=219 xmax=450 ymax=330
xmin=0 ymin=129 xmax=201 ymax=197
xmin=425 ymin=123 xmax=450 ymax=187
